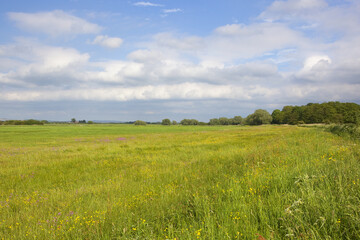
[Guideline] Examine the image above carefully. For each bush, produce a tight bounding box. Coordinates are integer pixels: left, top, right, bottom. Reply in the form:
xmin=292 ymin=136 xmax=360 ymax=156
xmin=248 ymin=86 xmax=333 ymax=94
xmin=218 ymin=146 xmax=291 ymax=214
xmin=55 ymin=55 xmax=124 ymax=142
xmin=231 ymin=116 xmax=243 ymax=125
xmin=134 ymin=120 xmax=147 ymax=126
xmin=24 ymin=119 xmax=44 ymax=125
xmin=209 ymin=118 xmax=220 ymax=125
xmin=2 ymin=119 xmax=44 ymax=125
xmin=323 ymin=119 xmax=331 ymax=125
xmin=245 ymin=109 xmax=272 ymax=125
xmin=161 ymin=119 xmax=171 ymax=125
xmin=297 ymin=120 xmax=305 ymax=125
xmin=328 ymin=124 xmax=360 ymax=140
xmin=180 ymin=119 xmax=199 ymax=125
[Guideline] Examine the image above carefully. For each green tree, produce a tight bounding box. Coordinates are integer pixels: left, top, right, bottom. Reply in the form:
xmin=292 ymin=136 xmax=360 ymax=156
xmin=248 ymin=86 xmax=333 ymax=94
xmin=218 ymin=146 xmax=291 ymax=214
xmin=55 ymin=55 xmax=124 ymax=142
xmin=180 ymin=119 xmax=199 ymax=125
xmin=271 ymin=109 xmax=283 ymax=124
xmin=281 ymin=106 xmax=294 ymax=124
xmin=71 ymin=118 xmax=76 ymax=123
xmin=134 ymin=120 xmax=146 ymax=125
xmin=209 ymin=118 xmax=220 ymax=125
xmin=307 ymin=104 xmax=324 ymax=123
xmin=180 ymin=119 xmax=190 ymax=125
xmin=219 ymin=117 xmax=230 ymax=125
xmin=231 ymin=116 xmax=243 ymax=125
xmin=288 ymin=106 xmax=302 ymax=125
xmin=172 ymin=120 xmax=177 ymax=125
xmin=245 ymin=109 xmax=272 ymax=125
xmin=162 ymin=119 xmax=171 ymax=125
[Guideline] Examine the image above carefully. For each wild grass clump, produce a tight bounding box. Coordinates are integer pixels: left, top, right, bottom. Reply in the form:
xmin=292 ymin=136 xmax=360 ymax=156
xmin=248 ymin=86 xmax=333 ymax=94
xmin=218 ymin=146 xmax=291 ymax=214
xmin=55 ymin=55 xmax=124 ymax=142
xmin=328 ymin=124 xmax=360 ymax=140
xmin=0 ymin=124 xmax=359 ymax=239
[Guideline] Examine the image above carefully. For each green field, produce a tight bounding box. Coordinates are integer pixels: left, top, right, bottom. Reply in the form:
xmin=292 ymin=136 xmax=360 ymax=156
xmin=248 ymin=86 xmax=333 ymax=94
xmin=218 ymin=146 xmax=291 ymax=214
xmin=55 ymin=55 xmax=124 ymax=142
xmin=0 ymin=124 xmax=359 ymax=239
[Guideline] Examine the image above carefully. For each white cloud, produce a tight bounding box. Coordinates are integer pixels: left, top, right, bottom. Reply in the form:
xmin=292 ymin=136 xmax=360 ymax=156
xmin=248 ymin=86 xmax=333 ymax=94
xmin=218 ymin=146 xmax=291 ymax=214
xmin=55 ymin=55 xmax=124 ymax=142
xmin=204 ymin=22 xmax=309 ymax=62
xmin=259 ymin=0 xmax=360 ymax=37
xmin=294 ymin=55 xmax=332 ymax=82
xmin=0 ymin=83 xmax=277 ymax=102
xmin=127 ymin=49 xmax=164 ymax=63
xmin=3 ymin=80 xmax=360 ymax=106
xmin=268 ymin=0 xmax=327 ymax=12
xmin=163 ymin=9 xmax=182 ymax=13
xmin=260 ymin=0 xmax=327 ymax=20
xmin=302 ymin=55 xmax=331 ymax=72
xmin=133 ymin=2 xmax=163 ymax=7
xmin=91 ymin=35 xmax=123 ymax=48
xmin=2 ymin=0 xmax=360 ymax=112
xmin=283 ymin=83 xmax=360 ymax=103
xmin=0 ymin=41 xmax=89 ymax=87
xmin=8 ymin=10 xmax=102 ymax=36
xmin=152 ymin=33 xmax=203 ymax=51
xmin=214 ymin=24 xmax=244 ymax=35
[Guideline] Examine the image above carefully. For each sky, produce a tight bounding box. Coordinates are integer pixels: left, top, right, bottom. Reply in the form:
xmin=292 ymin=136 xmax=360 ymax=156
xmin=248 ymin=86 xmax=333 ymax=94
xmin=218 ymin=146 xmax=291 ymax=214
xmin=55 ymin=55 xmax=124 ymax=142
xmin=1 ymin=0 xmax=360 ymax=122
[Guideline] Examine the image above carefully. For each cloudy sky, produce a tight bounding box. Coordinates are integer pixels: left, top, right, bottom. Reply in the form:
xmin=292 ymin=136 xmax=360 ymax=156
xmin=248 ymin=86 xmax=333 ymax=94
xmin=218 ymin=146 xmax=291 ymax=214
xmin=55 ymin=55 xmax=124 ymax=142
xmin=1 ymin=0 xmax=359 ymax=121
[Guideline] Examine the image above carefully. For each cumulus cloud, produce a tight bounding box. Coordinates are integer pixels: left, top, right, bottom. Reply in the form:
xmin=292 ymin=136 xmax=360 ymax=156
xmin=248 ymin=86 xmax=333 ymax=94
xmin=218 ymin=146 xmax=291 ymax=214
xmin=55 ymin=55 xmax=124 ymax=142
xmin=2 ymin=80 xmax=360 ymax=108
xmin=257 ymin=0 xmax=360 ymax=87
xmin=203 ymin=22 xmax=309 ymax=62
xmin=133 ymin=2 xmax=163 ymax=7
xmin=91 ymin=35 xmax=123 ymax=48
xmin=2 ymin=0 xmax=360 ymax=116
xmin=8 ymin=10 xmax=102 ymax=36
xmin=0 ymin=41 xmax=89 ymax=87
xmin=293 ymin=55 xmax=332 ymax=82
xmin=302 ymin=55 xmax=331 ymax=72
xmin=0 ymin=83 xmax=278 ymax=102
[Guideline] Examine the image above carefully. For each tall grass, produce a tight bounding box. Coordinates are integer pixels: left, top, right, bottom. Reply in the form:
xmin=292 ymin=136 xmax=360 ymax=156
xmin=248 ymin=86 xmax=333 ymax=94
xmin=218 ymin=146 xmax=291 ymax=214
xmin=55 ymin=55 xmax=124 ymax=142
xmin=0 ymin=125 xmax=359 ymax=239
xmin=327 ymin=124 xmax=360 ymax=140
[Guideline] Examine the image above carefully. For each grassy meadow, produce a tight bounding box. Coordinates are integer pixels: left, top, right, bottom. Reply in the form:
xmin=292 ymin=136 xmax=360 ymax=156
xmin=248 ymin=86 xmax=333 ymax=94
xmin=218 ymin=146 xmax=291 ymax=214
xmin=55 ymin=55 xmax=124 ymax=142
xmin=0 ymin=124 xmax=359 ymax=239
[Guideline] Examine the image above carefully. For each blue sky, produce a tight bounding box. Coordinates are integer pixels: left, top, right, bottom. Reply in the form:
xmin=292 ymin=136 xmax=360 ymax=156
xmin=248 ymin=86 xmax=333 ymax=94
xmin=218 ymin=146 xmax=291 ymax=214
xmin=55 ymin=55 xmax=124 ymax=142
xmin=1 ymin=0 xmax=360 ymax=121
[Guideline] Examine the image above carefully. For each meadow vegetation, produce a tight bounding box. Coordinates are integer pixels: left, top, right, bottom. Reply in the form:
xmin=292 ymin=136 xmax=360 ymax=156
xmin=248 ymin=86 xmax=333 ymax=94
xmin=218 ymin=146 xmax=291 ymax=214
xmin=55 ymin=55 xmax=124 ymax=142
xmin=0 ymin=124 xmax=359 ymax=239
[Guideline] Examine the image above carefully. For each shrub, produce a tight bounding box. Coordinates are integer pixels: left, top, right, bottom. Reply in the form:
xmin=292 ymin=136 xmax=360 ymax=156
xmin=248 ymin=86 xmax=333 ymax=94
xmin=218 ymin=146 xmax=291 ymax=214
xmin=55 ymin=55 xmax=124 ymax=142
xmin=245 ymin=109 xmax=272 ymax=125
xmin=180 ymin=119 xmax=199 ymax=125
xmin=161 ymin=119 xmax=171 ymax=125
xmin=134 ymin=120 xmax=147 ymax=126
xmin=328 ymin=124 xmax=360 ymax=140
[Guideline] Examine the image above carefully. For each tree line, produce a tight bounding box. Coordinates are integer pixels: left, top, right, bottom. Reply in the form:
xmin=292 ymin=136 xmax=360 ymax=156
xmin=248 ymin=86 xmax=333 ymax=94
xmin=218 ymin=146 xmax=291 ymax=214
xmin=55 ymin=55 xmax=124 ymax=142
xmin=271 ymin=102 xmax=360 ymax=125
xmin=0 ymin=119 xmax=93 ymax=125
xmin=156 ymin=102 xmax=360 ymax=126
xmin=2 ymin=102 xmax=358 ymax=126
xmin=168 ymin=109 xmax=272 ymax=126
xmin=0 ymin=119 xmax=48 ymax=125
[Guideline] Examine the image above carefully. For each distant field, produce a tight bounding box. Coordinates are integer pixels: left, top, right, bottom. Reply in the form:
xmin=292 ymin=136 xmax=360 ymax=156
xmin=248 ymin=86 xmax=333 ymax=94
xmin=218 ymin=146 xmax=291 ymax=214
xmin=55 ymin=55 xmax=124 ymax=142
xmin=0 ymin=124 xmax=359 ymax=239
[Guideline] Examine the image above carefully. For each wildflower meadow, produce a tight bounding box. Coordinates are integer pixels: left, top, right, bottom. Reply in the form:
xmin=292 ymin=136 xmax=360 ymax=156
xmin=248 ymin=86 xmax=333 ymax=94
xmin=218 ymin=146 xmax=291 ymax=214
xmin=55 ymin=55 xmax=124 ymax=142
xmin=0 ymin=124 xmax=359 ymax=239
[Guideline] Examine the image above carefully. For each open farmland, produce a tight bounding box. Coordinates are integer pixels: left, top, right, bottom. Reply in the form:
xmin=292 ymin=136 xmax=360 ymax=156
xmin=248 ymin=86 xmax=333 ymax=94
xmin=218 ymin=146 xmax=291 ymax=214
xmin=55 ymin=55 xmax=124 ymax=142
xmin=0 ymin=124 xmax=359 ymax=239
